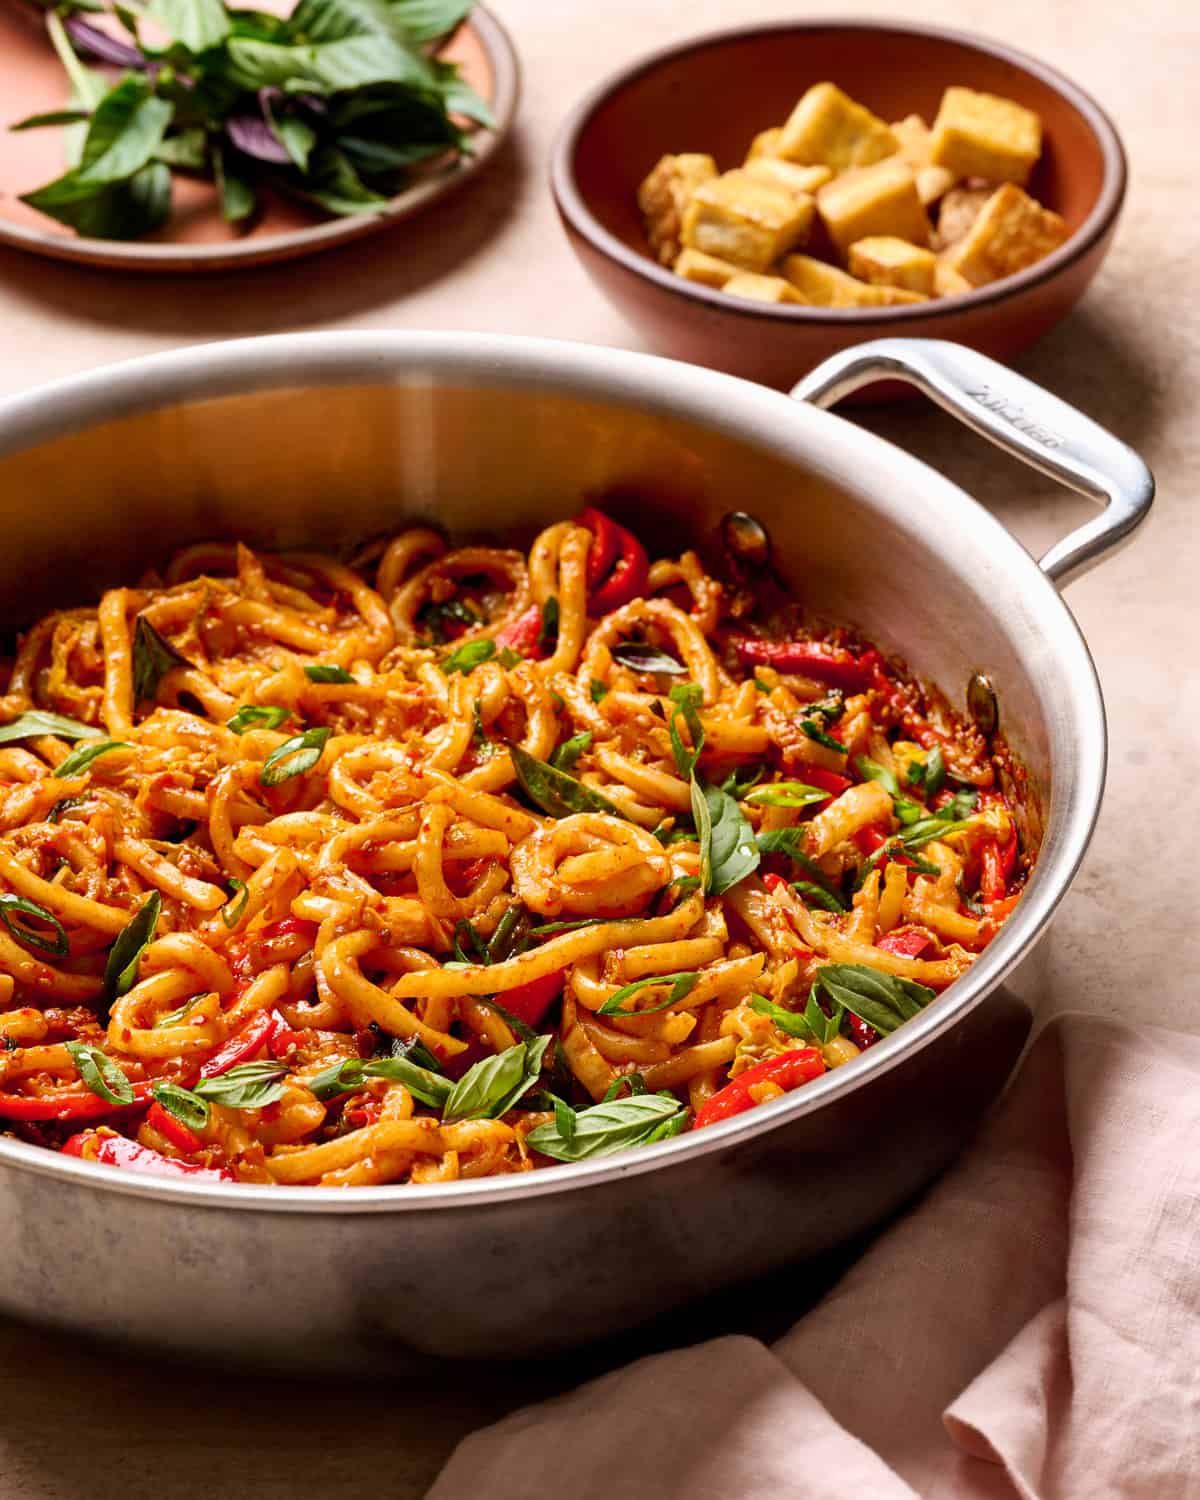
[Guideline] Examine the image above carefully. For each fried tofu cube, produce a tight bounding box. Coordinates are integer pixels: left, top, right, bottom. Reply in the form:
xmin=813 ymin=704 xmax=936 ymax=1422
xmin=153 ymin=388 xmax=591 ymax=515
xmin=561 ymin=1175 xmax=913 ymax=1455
xmin=780 ymin=254 xmax=927 ymax=308
xmin=943 ymin=182 xmax=1068 ymax=285
xmin=929 ymin=87 xmax=1042 ymax=186
xmin=777 ymin=83 xmax=898 ymax=170
xmin=817 ymin=159 xmax=932 ymax=258
xmin=743 ymin=159 xmax=833 ymax=198
xmin=848 ymin=236 xmax=937 ymax=294
xmin=745 ymin=127 xmax=784 ymax=163
xmin=673 ymin=248 xmax=742 ymax=288
xmin=723 ymin=272 xmax=806 ymax=305
xmin=935 ymin=185 xmax=993 ymax=249
xmin=934 ymin=254 xmax=975 ymax=297
xmin=889 ymin=114 xmax=957 ymax=205
xmin=681 ymin=169 xmax=814 ymax=271
xmin=638 ymin=153 xmax=718 ymax=265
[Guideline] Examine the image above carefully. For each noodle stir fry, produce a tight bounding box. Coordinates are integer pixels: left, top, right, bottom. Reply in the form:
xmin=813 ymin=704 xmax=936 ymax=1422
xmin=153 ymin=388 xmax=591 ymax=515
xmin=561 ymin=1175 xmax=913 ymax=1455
xmin=0 ymin=511 xmax=1026 ymax=1186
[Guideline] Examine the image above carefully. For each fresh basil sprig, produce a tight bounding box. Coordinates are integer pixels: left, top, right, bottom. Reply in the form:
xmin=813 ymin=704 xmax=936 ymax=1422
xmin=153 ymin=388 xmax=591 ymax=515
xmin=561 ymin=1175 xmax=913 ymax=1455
xmin=102 ymin=891 xmax=161 ymax=1008
xmin=260 ymin=726 xmax=331 ymax=787
xmin=814 ymin=964 xmax=935 ymax=1037
xmin=692 ymin=777 xmax=759 ymax=896
xmin=152 ymin=1080 xmax=210 ymax=1132
xmin=227 ymin=704 xmax=291 ymax=734
xmin=53 ymin=739 xmax=130 ymax=779
xmin=749 ymin=991 xmax=843 ymax=1046
xmin=0 ymin=893 xmax=70 ymax=956
xmin=510 ymin=745 xmax=625 ymax=820
xmin=440 ymin=638 xmax=496 ymax=676
xmin=526 ymin=1092 xmax=687 ymax=1163
xmin=0 ymin=710 xmax=100 ymax=746
xmin=65 ymin=1040 xmax=136 ymax=1106
xmin=442 ymin=1035 xmax=550 ymax=1123
xmin=597 ymin=971 xmax=700 ymax=1018
xmin=307 ymin=1053 xmax=452 ymax=1109
xmin=611 ymin=642 xmax=687 ymax=675
xmin=193 ymin=1060 xmax=288 ymax=1110
xmin=304 ymin=664 xmax=354 ymax=684
xmin=132 ymin=615 xmax=193 ymax=703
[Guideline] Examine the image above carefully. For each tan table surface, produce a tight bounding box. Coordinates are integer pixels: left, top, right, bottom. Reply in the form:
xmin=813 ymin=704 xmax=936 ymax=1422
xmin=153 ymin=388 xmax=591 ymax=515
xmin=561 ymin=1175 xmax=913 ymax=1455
xmin=1 ymin=1 xmax=1197 ymax=1494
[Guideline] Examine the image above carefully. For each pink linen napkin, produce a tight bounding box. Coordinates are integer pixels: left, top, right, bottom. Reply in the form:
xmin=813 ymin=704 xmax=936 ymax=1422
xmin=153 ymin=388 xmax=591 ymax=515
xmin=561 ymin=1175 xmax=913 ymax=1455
xmin=428 ymin=1015 xmax=1200 ymax=1499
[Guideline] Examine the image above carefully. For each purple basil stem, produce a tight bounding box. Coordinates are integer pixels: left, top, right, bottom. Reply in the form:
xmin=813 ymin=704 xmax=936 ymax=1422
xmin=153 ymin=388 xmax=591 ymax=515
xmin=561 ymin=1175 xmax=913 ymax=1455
xmin=64 ymin=15 xmax=147 ymax=68
xmin=224 ymin=111 xmax=291 ymax=164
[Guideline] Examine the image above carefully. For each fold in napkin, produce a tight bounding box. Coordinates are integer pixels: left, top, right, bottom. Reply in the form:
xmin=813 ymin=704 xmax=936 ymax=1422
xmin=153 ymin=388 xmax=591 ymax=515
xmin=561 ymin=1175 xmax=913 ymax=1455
xmin=429 ymin=1016 xmax=1200 ymax=1500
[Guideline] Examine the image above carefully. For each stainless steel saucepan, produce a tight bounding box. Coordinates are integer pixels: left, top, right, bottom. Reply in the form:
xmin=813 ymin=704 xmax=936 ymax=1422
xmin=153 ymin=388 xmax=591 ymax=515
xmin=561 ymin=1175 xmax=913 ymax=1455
xmin=0 ymin=334 xmax=1151 ymax=1369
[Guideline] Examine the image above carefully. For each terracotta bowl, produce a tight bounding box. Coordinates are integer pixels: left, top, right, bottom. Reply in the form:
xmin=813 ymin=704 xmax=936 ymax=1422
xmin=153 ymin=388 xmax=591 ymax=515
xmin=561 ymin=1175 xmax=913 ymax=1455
xmin=551 ymin=20 xmax=1126 ymax=389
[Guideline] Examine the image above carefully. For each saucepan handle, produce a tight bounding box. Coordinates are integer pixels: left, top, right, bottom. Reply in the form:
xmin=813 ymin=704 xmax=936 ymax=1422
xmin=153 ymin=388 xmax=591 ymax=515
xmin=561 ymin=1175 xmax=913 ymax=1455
xmin=789 ymin=339 xmax=1154 ymax=589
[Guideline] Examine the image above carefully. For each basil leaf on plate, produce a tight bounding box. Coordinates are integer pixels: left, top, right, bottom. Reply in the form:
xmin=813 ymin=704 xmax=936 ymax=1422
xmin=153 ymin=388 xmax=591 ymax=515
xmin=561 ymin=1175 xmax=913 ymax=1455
xmin=132 ymin=614 xmax=193 ymax=703
xmin=102 ymin=891 xmax=161 ymax=1007
xmin=194 ymin=1060 xmax=288 ymax=1110
xmin=612 ymin=642 xmax=686 ymax=675
xmin=260 ymin=727 xmax=331 ymax=787
xmin=53 ymin=739 xmax=130 ymax=779
xmin=303 ymin=664 xmax=354 ymax=684
xmin=526 ymin=1093 xmax=686 ymax=1163
xmin=65 ymin=1041 xmax=135 ymax=1106
xmin=0 ymin=710 xmax=100 ymax=746
xmin=692 ymin=777 xmax=759 ymax=896
xmin=152 ymin=1081 xmax=211 ymax=1132
xmin=227 ymin=704 xmax=291 ymax=734
xmin=0 ymin=894 xmax=70 ymax=956
xmin=442 ymin=1035 xmax=550 ymax=1123
xmin=814 ymin=963 xmax=935 ymax=1037
xmin=440 ymin=637 xmax=496 ymax=676
xmin=510 ymin=745 xmax=624 ymax=820
xmin=597 ymin=971 xmax=700 ymax=1018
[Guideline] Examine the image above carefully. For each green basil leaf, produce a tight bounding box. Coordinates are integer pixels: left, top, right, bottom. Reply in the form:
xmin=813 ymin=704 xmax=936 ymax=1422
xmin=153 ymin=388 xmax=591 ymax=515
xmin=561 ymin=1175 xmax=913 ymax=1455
xmin=260 ymin=727 xmax=331 ymax=787
xmin=612 ymin=643 xmax=686 ymax=675
xmin=552 ymin=1094 xmax=577 ymax=1144
xmin=65 ymin=1041 xmax=135 ymax=1106
xmin=441 ymin=637 xmax=496 ymax=676
xmin=74 ymin=80 xmax=174 ymax=188
xmin=155 ymin=129 xmax=208 ymax=169
xmin=0 ymin=894 xmax=69 ymax=956
xmin=597 ymin=971 xmax=699 ymax=1018
xmin=790 ymin=880 xmax=848 ymax=914
xmin=923 ymin=747 xmax=947 ymax=796
xmin=102 ymin=892 xmax=161 ymax=1006
xmin=221 ymin=878 xmax=249 ymax=930
xmin=194 ymin=1060 xmax=288 ymax=1110
xmin=152 ymin=1081 xmax=210 ymax=1131
xmin=48 ymin=795 xmax=91 ymax=825
xmin=601 ymin=1072 xmax=647 ymax=1101
xmin=304 ymin=664 xmax=354 ymax=684
xmin=668 ymin=682 xmax=705 ymax=779
xmin=800 ymin=720 xmax=846 ymax=754
xmin=550 ymin=731 xmax=591 ymax=773
xmin=287 ymin=0 xmax=473 ymax=47
xmin=147 ymin=0 xmax=231 ymax=50
xmin=815 ymin=963 xmax=935 ymax=1037
xmin=804 ymin=986 xmax=844 ymax=1045
xmin=526 ymin=1093 xmax=686 ymax=1163
xmin=589 ymin=678 xmax=610 ymax=704
xmin=214 ymin=145 xmax=257 ymax=224
xmin=227 ymin=704 xmax=292 ymax=734
xmin=267 ymin=99 xmax=317 ymax=172
xmin=692 ymin=777 xmax=759 ymax=896
xmin=538 ymin=596 xmax=559 ymax=654
xmin=442 ymin=1035 xmax=551 ymax=1123
xmin=744 ymin=780 xmax=830 ymax=810
xmin=11 ymin=110 xmax=93 ymax=131
xmin=0 ymin=710 xmax=100 ymax=746
xmin=308 ymin=1058 xmax=370 ymax=1102
xmin=363 ymin=1054 xmax=452 ymax=1108
xmin=510 ymin=745 xmax=625 ymax=820
xmin=133 ymin=615 xmax=193 ymax=704
xmin=53 ymin=739 xmax=130 ymax=780
xmin=855 ymin=756 xmax=900 ymax=798
xmin=225 ymin=36 xmax=436 ymax=95
xmin=748 ymin=992 xmax=817 ymax=1042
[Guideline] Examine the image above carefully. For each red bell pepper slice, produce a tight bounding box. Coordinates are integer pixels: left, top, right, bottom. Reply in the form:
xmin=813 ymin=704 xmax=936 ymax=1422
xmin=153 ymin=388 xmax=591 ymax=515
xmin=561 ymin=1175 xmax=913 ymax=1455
xmin=494 ymin=603 xmax=545 ymax=659
xmin=146 ymin=1100 xmax=203 ymax=1154
xmin=0 ymin=1082 xmax=154 ymax=1122
xmin=585 ymin=515 xmax=649 ymax=615
xmin=877 ymin=928 xmax=933 ymax=958
xmin=796 ymin=765 xmax=853 ymax=797
xmin=576 ymin=507 xmax=621 ymax=591
xmin=62 ymin=1130 xmax=234 ymax=1182
xmin=976 ymin=790 xmax=1018 ymax=903
xmin=734 ymin=639 xmax=868 ymax=692
xmin=693 ymin=1047 xmax=825 ymax=1130
xmin=496 ymin=971 xmax=564 ymax=1028
xmin=200 ymin=1010 xmax=280 ymax=1079
xmin=847 ymin=1014 xmax=881 ymax=1051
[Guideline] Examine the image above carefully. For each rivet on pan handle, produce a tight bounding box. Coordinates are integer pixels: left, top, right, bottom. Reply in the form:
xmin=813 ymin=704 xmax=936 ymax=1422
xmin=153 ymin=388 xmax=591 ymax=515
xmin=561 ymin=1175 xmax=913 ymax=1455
xmin=789 ymin=338 xmax=1154 ymax=590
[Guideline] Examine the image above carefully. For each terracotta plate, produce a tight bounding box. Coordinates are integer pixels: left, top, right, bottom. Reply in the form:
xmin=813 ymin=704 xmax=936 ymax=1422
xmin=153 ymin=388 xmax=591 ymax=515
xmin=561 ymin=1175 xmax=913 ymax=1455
xmin=0 ymin=6 xmax=519 ymax=272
